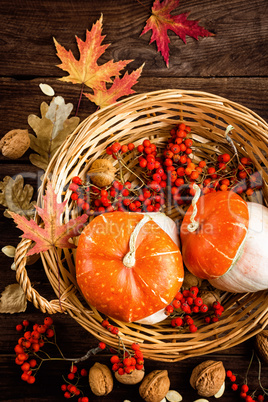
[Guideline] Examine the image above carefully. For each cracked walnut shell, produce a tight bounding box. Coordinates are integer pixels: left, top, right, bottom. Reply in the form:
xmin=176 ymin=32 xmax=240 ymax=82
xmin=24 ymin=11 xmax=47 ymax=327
xmin=88 ymin=159 xmax=116 ymax=187
xmin=0 ymin=129 xmax=30 ymax=159
xmin=255 ymin=330 xmax=268 ymax=364
xmin=115 ymin=368 xmax=145 ymax=384
xmin=88 ymin=362 xmax=113 ymax=396
xmin=139 ymin=369 xmax=170 ymax=402
xmin=190 ymin=360 xmax=226 ymax=397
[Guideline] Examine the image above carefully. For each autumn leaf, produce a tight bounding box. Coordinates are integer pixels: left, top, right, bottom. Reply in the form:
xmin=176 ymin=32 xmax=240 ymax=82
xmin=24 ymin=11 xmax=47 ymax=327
xmin=0 ymin=175 xmax=35 ymax=219
xmin=84 ymin=64 xmax=144 ymax=108
xmin=9 ymin=181 xmax=88 ymax=256
xmin=141 ymin=0 xmax=213 ymax=67
xmin=28 ymin=96 xmax=80 ymax=170
xmin=0 ymin=284 xmax=27 ymax=314
xmin=54 ymin=14 xmax=131 ymax=90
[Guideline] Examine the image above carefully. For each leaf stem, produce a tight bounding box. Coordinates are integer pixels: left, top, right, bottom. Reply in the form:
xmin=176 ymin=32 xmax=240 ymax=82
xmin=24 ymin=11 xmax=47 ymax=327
xmin=76 ymin=83 xmax=85 ymax=116
xmin=135 ymin=0 xmax=151 ymax=13
xmin=54 ymin=246 xmax=63 ymax=312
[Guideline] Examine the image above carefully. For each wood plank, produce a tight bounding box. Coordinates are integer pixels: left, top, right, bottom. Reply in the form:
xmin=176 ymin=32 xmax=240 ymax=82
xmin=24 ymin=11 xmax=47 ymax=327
xmin=0 ymin=0 xmax=267 ymax=77
xmin=0 ymin=77 xmax=267 ymax=141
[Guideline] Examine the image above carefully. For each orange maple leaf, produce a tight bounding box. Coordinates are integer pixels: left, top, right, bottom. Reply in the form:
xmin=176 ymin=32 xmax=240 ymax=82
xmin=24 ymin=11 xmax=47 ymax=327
xmin=141 ymin=0 xmax=213 ymax=67
xmin=54 ymin=14 xmax=132 ymax=90
xmin=84 ymin=64 xmax=144 ymax=108
xmin=10 ymin=181 xmax=88 ymax=256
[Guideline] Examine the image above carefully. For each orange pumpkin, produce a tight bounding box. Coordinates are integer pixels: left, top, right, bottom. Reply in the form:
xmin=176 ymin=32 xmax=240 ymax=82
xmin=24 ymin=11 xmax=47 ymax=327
xmin=76 ymin=212 xmax=184 ymax=323
xmin=180 ymin=191 xmax=249 ymax=280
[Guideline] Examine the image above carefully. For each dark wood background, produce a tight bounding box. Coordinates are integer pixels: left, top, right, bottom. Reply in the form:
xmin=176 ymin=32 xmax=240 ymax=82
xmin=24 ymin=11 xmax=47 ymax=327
xmin=0 ymin=0 xmax=267 ymax=401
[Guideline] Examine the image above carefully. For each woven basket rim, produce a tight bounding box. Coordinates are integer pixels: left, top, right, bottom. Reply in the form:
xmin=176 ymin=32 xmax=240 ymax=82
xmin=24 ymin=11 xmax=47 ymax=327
xmin=15 ymin=89 xmax=268 ymax=361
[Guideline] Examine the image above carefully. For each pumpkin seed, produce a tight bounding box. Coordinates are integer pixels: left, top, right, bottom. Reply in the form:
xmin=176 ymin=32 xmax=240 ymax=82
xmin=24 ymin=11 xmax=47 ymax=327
xmin=39 ymin=83 xmax=55 ymax=97
xmin=166 ymin=390 xmax=183 ymax=402
xmin=214 ymin=382 xmax=225 ymax=398
xmin=2 ymin=245 xmax=16 ymax=258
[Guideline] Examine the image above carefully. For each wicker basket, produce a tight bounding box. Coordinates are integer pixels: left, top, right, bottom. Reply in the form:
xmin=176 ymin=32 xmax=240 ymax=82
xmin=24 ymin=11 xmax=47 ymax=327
xmin=15 ymin=89 xmax=268 ymax=362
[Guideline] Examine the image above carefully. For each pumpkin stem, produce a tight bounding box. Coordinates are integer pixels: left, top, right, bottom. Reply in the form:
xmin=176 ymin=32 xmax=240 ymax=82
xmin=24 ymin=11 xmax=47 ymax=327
xmin=123 ymin=214 xmax=152 ymax=268
xmin=187 ymin=183 xmax=201 ymax=232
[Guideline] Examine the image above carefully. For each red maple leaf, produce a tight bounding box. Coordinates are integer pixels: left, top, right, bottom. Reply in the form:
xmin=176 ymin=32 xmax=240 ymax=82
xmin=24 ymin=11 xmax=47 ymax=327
xmin=141 ymin=0 xmax=213 ymax=67
xmin=84 ymin=64 xmax=144 ymax=108
xmin=10 ymin=181 xmax=88 ymax=256
xmin=54 ymin=14 xmax=132 ymax=90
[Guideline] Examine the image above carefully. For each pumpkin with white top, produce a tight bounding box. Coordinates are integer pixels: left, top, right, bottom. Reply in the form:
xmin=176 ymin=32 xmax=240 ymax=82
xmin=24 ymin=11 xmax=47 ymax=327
xmin=76 ymin=211 xmax=184 ymax=323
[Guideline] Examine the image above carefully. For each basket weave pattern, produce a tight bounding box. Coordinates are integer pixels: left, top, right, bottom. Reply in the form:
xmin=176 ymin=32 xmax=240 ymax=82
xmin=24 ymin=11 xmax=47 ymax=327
xmin=15 ymin=90 xmax=268 ymax=361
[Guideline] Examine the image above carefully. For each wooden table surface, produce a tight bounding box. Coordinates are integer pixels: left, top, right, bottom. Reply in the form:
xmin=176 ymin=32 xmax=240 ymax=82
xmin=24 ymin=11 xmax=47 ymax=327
xmin=0 ymin=1 xmax=267 ymax=401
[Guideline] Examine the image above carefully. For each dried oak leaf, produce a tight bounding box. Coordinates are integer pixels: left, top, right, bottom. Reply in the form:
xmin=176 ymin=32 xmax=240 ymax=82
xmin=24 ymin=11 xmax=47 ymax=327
xmin=141 ymin=0 xmax=213 ymax=67
xmin=0 ymin=284 xmax=27 ymax=314
xmin=28 ymin=97 xmax=79 ymax=170
xmin=9 ymin=181 xmax=88 ymax=256
xmin=0 ymin=175 xmax=35 ymax=219
xmin=54 ymin=14 xmax=131 ymax=91
xmin=84 ymin=64 xmax=144 ymax=108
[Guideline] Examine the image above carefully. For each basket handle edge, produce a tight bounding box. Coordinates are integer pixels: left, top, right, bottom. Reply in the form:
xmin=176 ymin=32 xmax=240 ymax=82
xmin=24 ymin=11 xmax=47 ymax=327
xmin=15 ymin=238 xmax=65 ymax=315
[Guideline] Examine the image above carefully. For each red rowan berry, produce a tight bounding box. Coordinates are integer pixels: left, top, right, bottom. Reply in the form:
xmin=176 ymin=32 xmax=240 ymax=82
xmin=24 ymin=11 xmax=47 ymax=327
xmin=80 ymin=368 xmax=87 ymax=377
xmin=131 ymin=343 xmax=140 ymax=351
xmin=231 ymin=383 xmax=238 ymax=391
xmin=200 ymin=304 xmax=208 ymax=313
xmin=172 ymin=299 xmax=181 ymax=309
xmin=44 ymin=317 xmax=53 ymax=326
xmin=230 ymin=375 xmax=236 ymax=382
xmin=70 ymin=365 xmax=78 ymax=374
xmin=46 ymin=328 xmax=54 ymax=338
xmin=27 ymin=375 xmax=36 ymax=384
xmin=194 ymin=297 xmax=203 ymax=306
xmin=67 ymin=373 xmax=75 ymax=380
xmin=241 ymin=384 xmax=249 ymax=393
xmin=110 ymin=355 xmax=120 ymax=364
xmin=99 ymin=341 xmax=106 ymax=350
xmin=174 ymin=291 xmax=183 ymax=300
xmin=165 ymin=305 xmax=174 ymax=314
xmin=189 ymin=324 xmax=198 ymax=333
xmin=72 ymin=176 xmax=82 ymax=185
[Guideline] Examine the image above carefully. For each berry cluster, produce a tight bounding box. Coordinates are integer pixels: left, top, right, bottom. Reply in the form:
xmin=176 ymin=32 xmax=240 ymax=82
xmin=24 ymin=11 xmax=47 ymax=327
xmin=227 ymin=369 xmax=267 ymax=401
xmin=14 ymin=317 xmax=107 ymax=401
xmin=101 ymin=319 xmax=144 ymax=375
xmin=165 ymin=286 xmax=224 ymax=332
xmin=69 ymin=121 xmax=263 ymax=217
xmin=110 ymin=343 xmax=144 ymax=375
xmin=106 ymin=141 xmax=135 ymax=158
xmin=202 ymin=154 xmax=262 ymax=197
xmin=14 ymin=317 xmax=54 ymax=384
xmin=60 ymin=365 xmax=89 ymax=400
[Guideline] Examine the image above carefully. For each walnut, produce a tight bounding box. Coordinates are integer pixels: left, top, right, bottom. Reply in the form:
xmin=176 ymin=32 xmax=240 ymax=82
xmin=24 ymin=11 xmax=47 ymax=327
xmin=0 ymin=129 xmax=30 ymax=159
xmin=88 ymin=159 xmax=116 ymax=187
xmin=190 ymin=360 xmax=225 ymax=397
xmin=115 ymin=368 xmax=145 ymax=384
xmin=88 ymin=362 xmax=113 ymax=396
xmin=198 ymin=290 xmax=221 ymax=310
xmin=182 ymin=271 xmax=202 ymax=289
xmin=139 ymin=369 xmax=170 ymax=402
xmin=255 ymin=330 xmax=268 ymax=364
